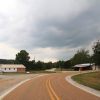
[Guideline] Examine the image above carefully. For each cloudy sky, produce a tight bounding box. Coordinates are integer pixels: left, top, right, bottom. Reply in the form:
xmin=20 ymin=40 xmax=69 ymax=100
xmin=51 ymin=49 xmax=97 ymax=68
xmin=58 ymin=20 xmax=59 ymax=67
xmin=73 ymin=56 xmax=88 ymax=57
xmin=0 ymin=0 xmax=100 ymax=62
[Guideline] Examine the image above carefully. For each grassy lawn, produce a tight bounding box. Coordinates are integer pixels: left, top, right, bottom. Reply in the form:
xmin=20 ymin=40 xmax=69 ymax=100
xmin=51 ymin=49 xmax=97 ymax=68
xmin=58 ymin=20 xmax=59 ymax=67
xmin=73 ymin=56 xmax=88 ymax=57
xmin=72 ymin=71 xmax=100 ymax=91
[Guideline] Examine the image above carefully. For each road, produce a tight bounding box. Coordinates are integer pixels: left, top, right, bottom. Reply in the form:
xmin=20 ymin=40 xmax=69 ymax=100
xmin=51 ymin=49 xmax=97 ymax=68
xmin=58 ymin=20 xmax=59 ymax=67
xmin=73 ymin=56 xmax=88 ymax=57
xmin=2 ymin=72 xmax=100 ymax=100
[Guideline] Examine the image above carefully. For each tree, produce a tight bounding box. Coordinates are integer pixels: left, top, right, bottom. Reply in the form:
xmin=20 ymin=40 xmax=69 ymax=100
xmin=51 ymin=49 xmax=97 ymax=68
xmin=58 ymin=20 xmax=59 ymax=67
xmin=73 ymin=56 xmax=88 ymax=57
xmin=71 ymin=49 xmax=90 ymax=65
xmin=45 ymin=62 xmax=53 ymax=69
xmin=64 ymin=60 xmax=72 ymax=68
xmin=28 ymin=60 xmax=36 ymax=70
xmin=36 ymin=61 xmax=45 ymax=70
xmin=15 ymin=50 xmax=30 ymax=69
xmin=0 ymin=59 xmax=15 ymax=64
xmin=92 ymin=40 xmax=100 ymax=66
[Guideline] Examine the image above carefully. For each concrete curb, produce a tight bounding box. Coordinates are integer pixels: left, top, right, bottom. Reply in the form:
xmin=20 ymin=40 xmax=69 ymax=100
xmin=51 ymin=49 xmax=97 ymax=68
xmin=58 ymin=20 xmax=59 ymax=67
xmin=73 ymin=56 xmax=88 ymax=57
xmin=65 ymin=73 xmax=100 ymax=98
xmin=0 ymin=74 xmax=47 ymax=100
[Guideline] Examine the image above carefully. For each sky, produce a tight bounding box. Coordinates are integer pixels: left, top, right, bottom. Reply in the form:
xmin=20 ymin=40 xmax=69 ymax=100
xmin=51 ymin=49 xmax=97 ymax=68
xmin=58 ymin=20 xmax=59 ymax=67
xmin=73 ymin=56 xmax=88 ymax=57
xmin=0 ymin=0 xmax=100 ymax=62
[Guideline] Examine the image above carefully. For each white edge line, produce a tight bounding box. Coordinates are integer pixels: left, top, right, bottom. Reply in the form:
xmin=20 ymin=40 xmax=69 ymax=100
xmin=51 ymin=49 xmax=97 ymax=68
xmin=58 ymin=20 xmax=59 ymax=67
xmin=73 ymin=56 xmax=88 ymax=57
xmin=0 ymin=74 xmax=47 ymax=100
xmin=65 ymin=74 xmax=100 ymax=98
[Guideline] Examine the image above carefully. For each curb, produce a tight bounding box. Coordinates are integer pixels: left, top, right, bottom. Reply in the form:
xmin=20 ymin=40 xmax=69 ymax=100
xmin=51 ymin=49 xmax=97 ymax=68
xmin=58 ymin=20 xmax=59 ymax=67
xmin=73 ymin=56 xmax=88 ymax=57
xmin=65 ymin=73 xmax=100 ymax=98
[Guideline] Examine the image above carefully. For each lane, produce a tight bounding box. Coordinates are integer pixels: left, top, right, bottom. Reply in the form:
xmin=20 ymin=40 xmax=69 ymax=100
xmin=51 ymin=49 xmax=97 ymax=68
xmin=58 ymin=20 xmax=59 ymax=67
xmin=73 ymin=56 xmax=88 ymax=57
xmin=2 ymin=72 xmax=100 ymax=100
xmin=49 ymin=73 xmax=100 ymax=100
xmin=3 ymin=75 xmax=51 ymax=100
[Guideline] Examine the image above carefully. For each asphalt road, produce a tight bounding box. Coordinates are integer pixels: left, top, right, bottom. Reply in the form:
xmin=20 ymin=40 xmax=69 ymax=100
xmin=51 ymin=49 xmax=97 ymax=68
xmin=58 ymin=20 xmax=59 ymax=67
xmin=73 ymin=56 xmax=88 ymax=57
xmin=3 ymin=72 xmax=100 ymax=100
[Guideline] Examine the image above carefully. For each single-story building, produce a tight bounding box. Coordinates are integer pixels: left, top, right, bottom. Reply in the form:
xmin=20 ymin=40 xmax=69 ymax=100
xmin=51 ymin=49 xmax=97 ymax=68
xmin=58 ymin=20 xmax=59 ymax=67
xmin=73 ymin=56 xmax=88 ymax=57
xmin=74 ymin=63 xmax=95 ymax=71
xmin=0 ymin=64 xmax=26 ymax=72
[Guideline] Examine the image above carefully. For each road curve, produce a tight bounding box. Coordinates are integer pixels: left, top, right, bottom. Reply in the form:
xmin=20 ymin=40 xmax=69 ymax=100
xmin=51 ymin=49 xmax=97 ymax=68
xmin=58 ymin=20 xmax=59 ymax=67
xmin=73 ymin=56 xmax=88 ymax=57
xmin=3 ymin=72 xmax=100 ymax=100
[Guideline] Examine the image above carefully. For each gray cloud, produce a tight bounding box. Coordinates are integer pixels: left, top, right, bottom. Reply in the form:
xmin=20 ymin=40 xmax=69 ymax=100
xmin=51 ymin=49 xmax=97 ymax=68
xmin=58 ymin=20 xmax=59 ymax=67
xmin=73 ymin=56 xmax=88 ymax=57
xmin=31 ymin=0 xmax=100 ymax=48
xmin=0 ymin=0 xmax=100 ymax=61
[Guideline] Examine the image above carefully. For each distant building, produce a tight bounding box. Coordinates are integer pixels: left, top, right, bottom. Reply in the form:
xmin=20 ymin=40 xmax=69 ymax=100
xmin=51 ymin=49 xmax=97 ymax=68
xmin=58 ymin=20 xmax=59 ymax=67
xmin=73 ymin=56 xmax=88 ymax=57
xmin=74 ymin=63 xmax=95 ymax=71
xmin=0 ymin=64 xmax=26 ymax=72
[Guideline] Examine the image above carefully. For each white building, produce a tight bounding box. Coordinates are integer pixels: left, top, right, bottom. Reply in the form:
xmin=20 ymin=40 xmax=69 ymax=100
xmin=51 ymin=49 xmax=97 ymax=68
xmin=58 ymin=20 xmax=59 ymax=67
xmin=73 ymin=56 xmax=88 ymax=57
xmin=0 ymin=64 xmax=26 ymax=72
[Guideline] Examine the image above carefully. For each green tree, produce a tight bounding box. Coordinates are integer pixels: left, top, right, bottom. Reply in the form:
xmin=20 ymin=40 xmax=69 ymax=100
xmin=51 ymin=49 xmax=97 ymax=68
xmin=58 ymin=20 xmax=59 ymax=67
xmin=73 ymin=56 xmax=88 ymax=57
xmin=15 ymin=50 xmax=30 ymax=69
xmin=64 ymin=60 xmax=72 ymax=68
xmin=28 ymin=60 xmax=36 ymax=70
xmin=71 ymin=49 xmax=90 ymax=65
xmin=36 ymin=61 xmax=45 ymax=70
xmin=93 ymin=40 xmax=100 ymax=66
xmin=45 ymin=62 xmax=53 ymax=69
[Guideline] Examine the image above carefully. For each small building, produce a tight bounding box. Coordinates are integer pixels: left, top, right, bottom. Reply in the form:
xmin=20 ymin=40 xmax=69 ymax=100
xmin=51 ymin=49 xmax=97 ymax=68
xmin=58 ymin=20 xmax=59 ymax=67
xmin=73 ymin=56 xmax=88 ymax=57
xmin=0 ymin=64 xmax=26 ymax=72
xmin=74 ymin=63 xmax=95 ymax=71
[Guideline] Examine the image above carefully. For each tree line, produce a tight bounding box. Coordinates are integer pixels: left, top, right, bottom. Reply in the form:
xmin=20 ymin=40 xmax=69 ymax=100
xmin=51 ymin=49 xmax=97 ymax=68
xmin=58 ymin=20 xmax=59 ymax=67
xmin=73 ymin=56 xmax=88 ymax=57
xmin=0 ymin=59 xmax=15 ymax=64
xmin=14 ymin=40 xmax=100 ymax=70
xmin=0 ymin=40 xmax=100 ymax=70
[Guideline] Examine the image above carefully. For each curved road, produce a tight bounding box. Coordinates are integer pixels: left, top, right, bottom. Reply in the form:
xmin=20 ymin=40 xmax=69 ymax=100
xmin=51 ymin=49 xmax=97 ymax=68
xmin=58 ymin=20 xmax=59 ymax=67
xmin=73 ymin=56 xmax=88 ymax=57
xmin=3 ymin=72 xmax=100 ymax=100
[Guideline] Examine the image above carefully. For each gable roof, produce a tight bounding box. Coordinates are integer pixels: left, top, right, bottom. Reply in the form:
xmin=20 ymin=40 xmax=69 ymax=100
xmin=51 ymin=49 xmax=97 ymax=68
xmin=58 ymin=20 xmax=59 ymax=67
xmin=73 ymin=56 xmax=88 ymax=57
xmin=0 ymin=64 xmax=25 ymax=68
xmin=74 ymin=63 xmax=94 ymax=68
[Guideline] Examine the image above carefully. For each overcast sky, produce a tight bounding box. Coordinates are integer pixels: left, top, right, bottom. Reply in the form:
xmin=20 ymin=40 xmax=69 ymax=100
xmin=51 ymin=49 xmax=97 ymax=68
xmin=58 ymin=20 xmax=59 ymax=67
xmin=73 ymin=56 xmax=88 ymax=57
xmin=0 ymin=0 xmax=100 ymax=62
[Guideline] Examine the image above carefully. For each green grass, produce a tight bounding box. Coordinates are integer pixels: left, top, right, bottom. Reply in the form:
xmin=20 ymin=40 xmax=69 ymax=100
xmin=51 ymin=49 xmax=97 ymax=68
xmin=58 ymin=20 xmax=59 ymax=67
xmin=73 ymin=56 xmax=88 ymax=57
xmin=55 ymin=68 xmax=74 ymax=71
xmin=30 ymin=70 xmax=57 ymax=74
xmin=1 ymin=71 xmax=56 ymax=75
xmin=2 ymin=72 xmax=27 ymax=75
xmin=72 ymin=71 xmax=100 ymax=91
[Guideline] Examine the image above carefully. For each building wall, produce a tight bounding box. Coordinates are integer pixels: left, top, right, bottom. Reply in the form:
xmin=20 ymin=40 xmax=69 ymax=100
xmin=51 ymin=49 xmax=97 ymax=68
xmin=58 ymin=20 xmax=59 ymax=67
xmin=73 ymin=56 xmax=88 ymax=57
xmin=0 ymin=64 xmax=26 ymax=72
xmin=74 ymin=66 xmax=92 ymax=71
xmin=1 ymin=68 xmax=17 ymax=72
xmin=17 ymin=68 xmax=25 ymax=72
xmin=1 ymin=68 xmax=25 ymax=72
xmin=95 ymin=66 xmax=100 ymax=70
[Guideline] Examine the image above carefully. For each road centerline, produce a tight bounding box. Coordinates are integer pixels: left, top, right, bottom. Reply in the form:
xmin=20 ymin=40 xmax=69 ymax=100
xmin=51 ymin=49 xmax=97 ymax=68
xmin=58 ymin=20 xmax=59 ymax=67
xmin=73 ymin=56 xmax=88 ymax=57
xmin=46 ymin=79 xmax=60 ymax=100
xmin=46 ymin=79 xmax=55 ymax=100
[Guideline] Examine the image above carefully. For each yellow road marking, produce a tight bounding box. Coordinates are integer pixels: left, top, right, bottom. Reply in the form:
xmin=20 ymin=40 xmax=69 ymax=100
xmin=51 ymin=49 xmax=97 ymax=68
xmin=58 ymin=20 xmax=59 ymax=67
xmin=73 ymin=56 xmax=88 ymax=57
xmin=46 ymin=79 xmax=55 ymax=100
xmin=46 ymin=79 xmax=60 ymax=100
xmin=48 ymin=80 xmax=60 ymax=100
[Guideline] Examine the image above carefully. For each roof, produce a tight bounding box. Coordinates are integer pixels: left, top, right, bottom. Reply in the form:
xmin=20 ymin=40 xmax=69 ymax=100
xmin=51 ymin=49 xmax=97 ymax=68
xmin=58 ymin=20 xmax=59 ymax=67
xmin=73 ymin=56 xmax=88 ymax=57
xmin=0 ymin=64 xmax=25 ymax=68
xmin=74 ymin=63 xmax=94 ymax=68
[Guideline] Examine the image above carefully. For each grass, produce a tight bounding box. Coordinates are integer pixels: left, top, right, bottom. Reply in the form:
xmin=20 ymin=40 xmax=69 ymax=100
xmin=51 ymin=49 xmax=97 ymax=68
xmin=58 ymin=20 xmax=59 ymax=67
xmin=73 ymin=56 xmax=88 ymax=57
xmin=55 ymin=68 xmax=74 ymax=71
xmin=2 ymin=72 xmax=27 ymax=75
xmin=30 ymin=70 xmax=57 ymax=74
xmin=1 ymin=70 xmax=57 ymax=75
xmin=72 ymin=71 xmax=100 ymax=91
